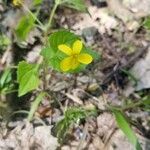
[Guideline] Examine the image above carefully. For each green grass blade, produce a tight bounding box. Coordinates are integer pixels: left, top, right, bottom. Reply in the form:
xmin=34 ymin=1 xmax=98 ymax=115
xmin=27 ymin=92 xmax=45 ymax=121
xmin=113 ymin=109 xmax=142 ymax=150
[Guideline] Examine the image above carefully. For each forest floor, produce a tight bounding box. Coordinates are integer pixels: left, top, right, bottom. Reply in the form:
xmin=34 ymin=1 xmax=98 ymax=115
xmin=0 ymin=0 xmax=150 ymax=150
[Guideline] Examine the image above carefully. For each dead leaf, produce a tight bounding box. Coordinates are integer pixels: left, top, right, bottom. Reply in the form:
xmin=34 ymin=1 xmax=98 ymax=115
xmin=0 ymin=121 xmax=58 ymax=150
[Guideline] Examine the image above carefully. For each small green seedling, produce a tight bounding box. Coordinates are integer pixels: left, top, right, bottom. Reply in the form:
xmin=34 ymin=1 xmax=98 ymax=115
xmin=55 ymin=106 xmax=97 ymax=142
xmin=0 ymin=69 xmax=14 ymax=95
xmin=143 ymin=17 xmax=150 ymax=30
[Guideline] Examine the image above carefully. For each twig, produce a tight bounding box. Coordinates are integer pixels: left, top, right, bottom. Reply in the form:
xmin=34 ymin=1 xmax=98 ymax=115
xmin=101 ymin=33 xmax=120 ymax=60
xmin=102 ymin=44 xmax=150 ymax=84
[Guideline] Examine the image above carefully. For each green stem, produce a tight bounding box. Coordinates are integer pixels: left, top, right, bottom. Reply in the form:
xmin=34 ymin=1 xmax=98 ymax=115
xmin=27 ymin=92 xmax=46 ymax=121
xmin=108 ymin=100 xmax=144 ymax=112
xmin=121 ymin=101 xmax=144 ymax=111
xmin=3 ymin=89 xmax=18 ymax=95
xmin=46 ymin=1 xmax=59 ymax=32
xmin=41 ymin=0 xmax=61 ymax=90
xmin=23 ymin=4 xmax=45 ymax=31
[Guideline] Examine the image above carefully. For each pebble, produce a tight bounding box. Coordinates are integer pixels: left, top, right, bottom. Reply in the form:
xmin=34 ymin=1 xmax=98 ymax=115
xmin=77 ymin=76 xmax=90 ymax=83
xmin=88 ymin=83 xmax=99 ymax=92
xmin=7 ymin=121 xmax=25 ymax=129
xmin=61 ymin=145 xmax=71 ymax=150
xmin=82 ymin=27 xmax=98 ymax=44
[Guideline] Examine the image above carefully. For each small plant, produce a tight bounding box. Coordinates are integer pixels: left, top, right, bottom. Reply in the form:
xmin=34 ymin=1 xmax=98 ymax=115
xmin=14 ymin=0 xmax=98 ymax=140
xmin=0 ymin=69 xmax=15 ymax=95
xmin=0 ymin=34 xmax=11 ymax=52
xmin=14 ymin=0 xmax=98 ymax=97
xmin=1 ymin=0 xmax=147 ymax=149
xmin=55 ymin=106 xmax=97 ymax=142
xmin=143 ymin=16 xmax=150 ymax=30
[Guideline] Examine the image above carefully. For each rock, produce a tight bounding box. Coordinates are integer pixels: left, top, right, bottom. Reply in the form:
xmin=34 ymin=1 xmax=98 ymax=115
xmin=87 ymin=83 xmax=101 ymax=96
xmin=123 ymin=47 xmax=150 ymax=96
xmin=107 ymin=0 xmax=150 ymax=23
xmin=7 ymin=121 xmax=25 ymax=129
xmin=97 ymin=113 xmax=115 ymax=137
xmin=123 ymin=0 xmax=150 ymax=17
xmin=110 ymin=130 xmax=134 ymax=150
xmin=92 ymin=135 xmax=104 ymax=149
xmin=72 ymin=6 xmax=118 ymax=35
xmin=106 ymin=0 xmax=134 ymax=23
xmin=87 ymin=83 xmax=99 ymax=92
xmin=130 ymin=48 xmax=150 ymax=91
xmin=0 ymin=122 xmax=58 ymax=150
xmin=82 ymin=27 xmax=98 ymax=44
xmin=61 ymin=145 xmax=71 ymax=150
xmin=2 ymin=9 xmax=22 ymax=29
xmin=26 ymin=45 xmax=42 ymax=63
xmin=77 ymin=76 xmax=90 ymax=83
xmin=33 ymin=126 xmax=58 ymax=150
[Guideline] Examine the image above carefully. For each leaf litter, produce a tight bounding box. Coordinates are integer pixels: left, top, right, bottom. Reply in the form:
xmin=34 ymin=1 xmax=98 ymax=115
xmin=0 ymin=0 xmax=150 ymax=150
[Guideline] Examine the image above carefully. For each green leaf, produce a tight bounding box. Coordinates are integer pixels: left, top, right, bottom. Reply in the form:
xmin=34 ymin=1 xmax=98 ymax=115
xmin=143 ymin=17 xmax=150 ymax=30
xmin=0 ymin=35 xmax=11 ymax=47
xmin=17 ymin=61 xmax=40 ymax=97
xmin=49 ymin=29 xmax=79 ymax=52
xmin=33 ymin=0 xmax=43 ymax=6
xmin=142 ymin=96 xmax=150 ymax=105
xmin=27 ymin=92 xmax=45 ymax=121
xmin=15 ymin=13 xmax=36 ymax=41
xmin=41 ymin=29 xmax=99 ymax=73
xmin=0 ymin=69 xmax=11 ymax=88
xmin=0 ymin=69 xmax=14 ymax=94
xmin=41 ymin=30 xmax=78 ymax=60
xmin=63 ymin=0 xmax=87 ymax=12
xmin=113 ymin=110 xmax=142 ymax=150
xmin=121 ymin=69 xmax=138 ymax=86
xmin=142 ymin=96 xmax=150 ymax=110
xmin=56 ymin=106 xmax=97 ymax=142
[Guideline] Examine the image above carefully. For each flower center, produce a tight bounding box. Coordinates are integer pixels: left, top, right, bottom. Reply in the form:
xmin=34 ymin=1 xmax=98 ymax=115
xmin=72 ymin=54 xmax=78 ymax=58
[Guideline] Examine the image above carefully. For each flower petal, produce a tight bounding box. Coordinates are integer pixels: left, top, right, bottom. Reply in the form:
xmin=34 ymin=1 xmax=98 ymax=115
xmin=13 ymin=0 xmax=22 ymax=6
xmin=78 ymin=53 xmax=93 ymax=64
xmin=60 ymin=57 xmax=72 ymax=72
xmin=58 ymin=44 xmax=72 ymax=56
xmin=72 ymin=40 xmax=83 ymax=54
xmin=71 ymin=58 xmax=80 ymax=70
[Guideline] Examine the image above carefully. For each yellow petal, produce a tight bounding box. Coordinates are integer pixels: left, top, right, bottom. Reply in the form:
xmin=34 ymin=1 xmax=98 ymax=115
xmin=13 ymin=0 xmax=22 ymax=6
xmin=78 ymin=53 xmax=93 ymax=64
xmin=60 ymin=57 xmax=72 ymax=72
xmin=72 ymin=40 xmax=83 ymax=54
xmin=71 ymin=58 xmax=80 ymax=70
xmin=58 ymin=44 xmax=72 ymax=56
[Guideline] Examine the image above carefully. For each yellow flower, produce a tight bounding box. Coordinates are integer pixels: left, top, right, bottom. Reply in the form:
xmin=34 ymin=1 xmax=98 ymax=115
xmin=58 ymin=40 xmax=93 ymax=72
xmin=12 ymin=0 xmax=22 ymax=6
